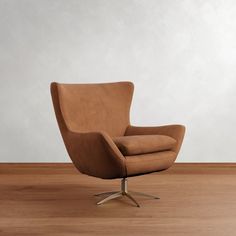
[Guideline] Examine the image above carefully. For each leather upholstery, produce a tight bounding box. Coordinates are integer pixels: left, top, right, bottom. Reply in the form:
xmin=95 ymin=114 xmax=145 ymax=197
xmin=51 ymin=81 xmax=185 ymax=179
xmin=125 ymin=151 xmax=176 ymax=176
xmin=125 ymin=125 xmax=185 ymax=155
xmin=113 ymin=135 xmax=176 ymax=156
xmin=56 ymin=82 xmax=133 ymax=136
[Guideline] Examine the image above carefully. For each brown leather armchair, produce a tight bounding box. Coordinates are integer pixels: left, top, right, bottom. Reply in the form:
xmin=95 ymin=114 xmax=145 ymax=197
xmin=51 ymin=81 xmax=185 ymax=207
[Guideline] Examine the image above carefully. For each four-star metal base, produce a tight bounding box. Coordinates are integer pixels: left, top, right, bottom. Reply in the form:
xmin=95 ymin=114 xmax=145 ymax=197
xmin=95 ymin=178 xmax=160 ymax=207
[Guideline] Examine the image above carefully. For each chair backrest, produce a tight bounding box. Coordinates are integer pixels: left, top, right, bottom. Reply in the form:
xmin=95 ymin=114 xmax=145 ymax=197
xmin=51 ymin=82 xmax=134 ymax=137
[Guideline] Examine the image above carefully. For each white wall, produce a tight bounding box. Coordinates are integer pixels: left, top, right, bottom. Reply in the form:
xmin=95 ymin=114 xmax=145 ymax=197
xmin=0 ymin=0 xmax=236 ymax=162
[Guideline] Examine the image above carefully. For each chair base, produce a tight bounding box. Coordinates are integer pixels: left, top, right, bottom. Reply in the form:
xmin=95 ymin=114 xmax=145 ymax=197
xmin=95 ymin=178 xmax=160 ymax=207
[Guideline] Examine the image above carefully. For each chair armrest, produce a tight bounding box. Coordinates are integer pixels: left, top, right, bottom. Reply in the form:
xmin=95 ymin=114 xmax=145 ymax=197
xmin=64 ymin=130 xmax=126 ymax=179
xmin=125 ymin=124 xmax=185 ymax=154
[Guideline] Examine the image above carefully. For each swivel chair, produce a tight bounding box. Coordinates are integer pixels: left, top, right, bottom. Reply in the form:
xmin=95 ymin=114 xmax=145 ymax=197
xmin=51 ymin=82 xmax=185 ymax=207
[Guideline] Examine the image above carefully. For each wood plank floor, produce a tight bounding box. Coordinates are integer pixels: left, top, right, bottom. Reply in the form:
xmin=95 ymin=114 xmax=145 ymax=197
xmin=0 ymin=163 xmax=236 ymax=236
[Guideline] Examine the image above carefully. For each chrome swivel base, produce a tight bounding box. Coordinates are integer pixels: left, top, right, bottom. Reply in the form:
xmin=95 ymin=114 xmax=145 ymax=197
xmin=95 ymin=178 xmax=159 ymax=207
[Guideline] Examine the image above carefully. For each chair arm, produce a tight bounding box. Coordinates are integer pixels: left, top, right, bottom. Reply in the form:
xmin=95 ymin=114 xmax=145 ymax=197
xmin=125 ymin=124 xmax=185 ymax=154
xmin=64 ymin=130 xmax=126 ymax=179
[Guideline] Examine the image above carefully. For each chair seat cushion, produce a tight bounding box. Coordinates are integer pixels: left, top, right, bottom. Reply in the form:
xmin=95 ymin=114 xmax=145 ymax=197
xmin=125 ymin=151 xmax=176 ymax=176
xmin=113 ymin=135 xmax=176 ymax=156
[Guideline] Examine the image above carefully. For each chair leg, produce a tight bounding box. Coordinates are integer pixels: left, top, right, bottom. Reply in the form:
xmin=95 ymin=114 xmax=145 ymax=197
xmin=94 ymin=191 xmax=118 ymax=197
xmin=95 ymin=178 xmax=159 ymax=207
xmin=96 ymin=192 xmax=122 ymax=205
xmin=129 ymin=191 xmax=160 ymax=199
xmin=124 ymin=192 xmax=140 ymax=207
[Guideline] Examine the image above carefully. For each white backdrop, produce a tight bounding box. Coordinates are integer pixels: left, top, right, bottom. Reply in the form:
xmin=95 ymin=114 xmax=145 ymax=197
xmin=0 ymin=0 xmax=236 ymax=162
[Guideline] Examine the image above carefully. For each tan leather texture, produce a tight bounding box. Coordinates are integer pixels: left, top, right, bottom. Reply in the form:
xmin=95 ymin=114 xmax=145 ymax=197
xmin=57 ymin=82 xmax=133 ymax=137
xmin=51 ymin=81 xmax=185 ymax=179
xmin=125 ymin=151 xmax=176 ymax=176
xmin=113 ymin=135 xmax=176 ymax=156
xmin=125 ymin=125 xmax=186 ymax=155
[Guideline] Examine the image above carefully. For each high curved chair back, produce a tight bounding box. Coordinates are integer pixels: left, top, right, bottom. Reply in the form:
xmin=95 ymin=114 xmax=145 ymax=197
xmin=51 ymin=82 xmax=134 ymax=137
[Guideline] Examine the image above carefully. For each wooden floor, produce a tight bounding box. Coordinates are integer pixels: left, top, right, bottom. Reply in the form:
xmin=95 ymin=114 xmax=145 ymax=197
xmin=0 ymin=164 xmax=236 ymax=236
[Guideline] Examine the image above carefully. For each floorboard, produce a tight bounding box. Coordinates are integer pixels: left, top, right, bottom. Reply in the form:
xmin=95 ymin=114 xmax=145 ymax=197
xmin=0 ymin=163 xmax=235 ymax=236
